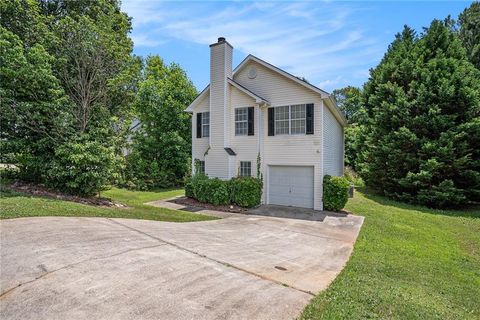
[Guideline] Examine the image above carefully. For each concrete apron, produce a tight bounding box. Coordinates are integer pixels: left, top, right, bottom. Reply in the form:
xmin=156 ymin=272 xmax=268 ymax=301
xmin=0 ymin=208 xmax=363 ymax=320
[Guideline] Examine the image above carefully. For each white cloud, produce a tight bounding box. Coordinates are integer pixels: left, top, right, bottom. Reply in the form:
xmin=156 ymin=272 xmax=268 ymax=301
xmin=122 ymin=0 xmax=383 ymax=91
xmin=131 ymin=34 xmax=166 ymax=48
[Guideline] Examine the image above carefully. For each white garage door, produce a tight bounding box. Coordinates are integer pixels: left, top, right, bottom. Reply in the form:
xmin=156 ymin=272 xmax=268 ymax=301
xmin=268 ymin=166 xmax=314 ymax=208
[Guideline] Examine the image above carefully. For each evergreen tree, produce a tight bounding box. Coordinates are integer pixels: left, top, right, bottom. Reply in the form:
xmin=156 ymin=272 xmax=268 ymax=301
xmin=360 ymin=21 xmax=480 ymax=208
xmin=458 ymin=1 xmax=480 ymax=69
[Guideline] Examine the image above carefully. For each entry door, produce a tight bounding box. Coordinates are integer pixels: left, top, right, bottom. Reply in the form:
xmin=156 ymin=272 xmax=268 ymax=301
xmin=268 ymin=166 xmax=314 ymax=208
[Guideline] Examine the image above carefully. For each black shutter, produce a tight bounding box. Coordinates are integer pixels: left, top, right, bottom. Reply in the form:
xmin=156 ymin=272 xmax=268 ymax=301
xmin=306 ymin=103 xmax=314 ymax=134
xmin=248 ymin=107 xmax=254 ymax=136
xmin=196 ymin=113 xmax=202 ymax=138
xmin=268 ymin=107 xmax=275 ymax=136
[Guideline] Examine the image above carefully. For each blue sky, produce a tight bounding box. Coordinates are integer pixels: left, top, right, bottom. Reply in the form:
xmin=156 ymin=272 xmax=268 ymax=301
xmin=122 ymin=1 xmax=471 ymax=93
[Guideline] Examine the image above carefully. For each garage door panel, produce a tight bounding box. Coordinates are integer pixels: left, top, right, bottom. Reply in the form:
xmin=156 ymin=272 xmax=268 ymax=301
xmin=268 ymin=166 xmax=314 ymax=209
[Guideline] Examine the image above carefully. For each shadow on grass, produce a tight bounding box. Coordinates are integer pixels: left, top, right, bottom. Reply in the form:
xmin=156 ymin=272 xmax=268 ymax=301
xmin=358 ymin=187 xmax=480 ymax=219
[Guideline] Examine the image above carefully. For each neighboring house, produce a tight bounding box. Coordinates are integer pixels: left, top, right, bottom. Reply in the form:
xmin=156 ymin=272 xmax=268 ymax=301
xmin=186 ymin=37 xmax=347 ymax=210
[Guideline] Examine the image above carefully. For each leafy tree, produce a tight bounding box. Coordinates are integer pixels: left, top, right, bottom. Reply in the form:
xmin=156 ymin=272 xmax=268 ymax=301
xmin=360 ymin=21 xmax=480 ymax=208
xmin=458 ymin=1 xmax=480 ymax=69
xmin=0 ymin=0 xmax=139 ymax=195
xmin=332 ymin=86 xmax=366 ymax=170
xmin=0 ymin=27 xmax=73 ymax=179
xmin=125 ymin=56 xmax=197 ymax=189
xmin=332 ymin=86 xmax=365 ymax=124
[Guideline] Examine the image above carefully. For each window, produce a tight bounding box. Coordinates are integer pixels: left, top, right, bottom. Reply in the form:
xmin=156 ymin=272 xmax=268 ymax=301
xmin=201 ymin=112 xmax=210 ymax=137
xmin=198 ymin=161 xmax=205 ymax=174
xmin=235 ymin=108 xmax=248 ymax=136
xmin=290 ymin=104 xmax=306 ymax=134
xmin=274 ymin=104 xmax=306 ymax=135
xmin=274 ymin=105 xmax=290 ymax=135
xmin=239 ymin=161 xmax=251 ymax=177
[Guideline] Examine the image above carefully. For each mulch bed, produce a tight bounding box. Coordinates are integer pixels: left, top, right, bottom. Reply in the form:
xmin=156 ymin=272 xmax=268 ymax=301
xmin=7 ymin=181 xmax=128 ymax=208
xmin=170 ymin=196 xmax=249 ymax=213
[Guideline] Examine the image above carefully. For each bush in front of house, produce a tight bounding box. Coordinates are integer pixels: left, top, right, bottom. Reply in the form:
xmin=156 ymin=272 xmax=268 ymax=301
xmin=323 ymin=175 xmax=350 ymax=211
xmin=192 ymin=176 xmax=230 ymax=206
xmin=230 ymin=177 xmax=263 ymax=208
xmin=187 ymin=175 xmax=262 ymax=208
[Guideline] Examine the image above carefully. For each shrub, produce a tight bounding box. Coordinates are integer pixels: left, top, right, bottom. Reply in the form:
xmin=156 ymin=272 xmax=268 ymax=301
xmin=193 ymin=176 xmax=230 ymax=205
xmin=184 ymin=177 xmax=194 ymax=198
xmin=323 ymin=175 xmax=350 ymax=211
xmin=187 ymin=175 xmax=262 ymax=208
xmin=185 ymin=173 xmax=207 ymax=199
xmin=344 ymin=166 xmax=364 ymax=187
xmin=231 ymin=176 xmax=263 ymax=208
xmin=45 ymin=139 xmax=121 ymax=196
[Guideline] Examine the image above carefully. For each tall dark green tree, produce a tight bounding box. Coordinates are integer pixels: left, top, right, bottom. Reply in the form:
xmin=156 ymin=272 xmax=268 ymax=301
xmin=360 ymin=21 xmax=480 ymax=208
xmin=458 ymin=1 xmax=480 ymax=69
xmin=125 ymin=56 xmax=197 ymax=189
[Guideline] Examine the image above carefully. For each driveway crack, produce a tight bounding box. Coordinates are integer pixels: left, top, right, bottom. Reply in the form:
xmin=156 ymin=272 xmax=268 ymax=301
xmin=0 ymin=243 xmax=166 ymax=299
xmin=107 ymin=218 xmax=315 ymax=296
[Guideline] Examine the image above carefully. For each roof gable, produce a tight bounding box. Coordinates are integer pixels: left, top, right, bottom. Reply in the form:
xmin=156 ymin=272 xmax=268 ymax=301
xmin=185 ymin=54 xmax=347 ymax=127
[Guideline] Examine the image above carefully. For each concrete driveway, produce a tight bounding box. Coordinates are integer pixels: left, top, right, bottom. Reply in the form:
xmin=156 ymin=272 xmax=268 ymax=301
xmin=0 ymin=212 xmax=363 ymax=320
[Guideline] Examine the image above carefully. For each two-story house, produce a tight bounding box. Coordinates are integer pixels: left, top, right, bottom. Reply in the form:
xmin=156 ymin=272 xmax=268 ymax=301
xmin=186 ymin=37 xmax=346 ymax=210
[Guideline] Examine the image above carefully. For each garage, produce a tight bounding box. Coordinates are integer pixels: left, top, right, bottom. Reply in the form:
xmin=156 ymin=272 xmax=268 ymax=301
xmin=268 ymin=166 xmax=314 ymax=208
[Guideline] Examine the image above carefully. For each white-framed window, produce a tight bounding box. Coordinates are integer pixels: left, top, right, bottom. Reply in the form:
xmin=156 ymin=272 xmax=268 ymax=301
xmin=202 ymin=112 xmax=210 ymax=137
xmin=239 ymin=161 xmax=251 ymax=177
xmin=274 ymin=105 xmax=290 ymax=135
xmin=235 ymin=107 xmax=248 ymax=136
xmin=198 ymin=161 xmax=205 ymax=174
xmin=274 ymin=104 xmax=306 ymax=135
xmin=290 ymin=104 xmax=306 ymax=134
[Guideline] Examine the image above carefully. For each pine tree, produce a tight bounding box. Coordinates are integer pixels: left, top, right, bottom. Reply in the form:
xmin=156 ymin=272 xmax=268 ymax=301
xmin=459 ymin=1 xmax=480 ymax=69
xmin=360 ymin=21 xmax=480 ymax=208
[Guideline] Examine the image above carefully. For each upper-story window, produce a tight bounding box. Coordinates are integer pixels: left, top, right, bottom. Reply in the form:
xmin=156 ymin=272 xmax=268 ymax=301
xmin=235 ymin=108 xmax=248 ymax=135
xmin=270 ymin=104 xmax=314 ymax=136
xmin=235 ymin=107 xmax=254 ymax=136
xmin=274 ymin=106 xmax=290 ymax=135
xmin=202 ymin=112 xmax=210 ymax=137
xmin=290 ymin=104 xmax=306 ymax=134
xmin=196 ymin=112 xmax=210 ymax=138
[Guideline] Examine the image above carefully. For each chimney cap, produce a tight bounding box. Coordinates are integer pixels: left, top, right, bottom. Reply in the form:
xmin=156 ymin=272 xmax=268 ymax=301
xmin=210 ymin=37 xmax=233 ymax=48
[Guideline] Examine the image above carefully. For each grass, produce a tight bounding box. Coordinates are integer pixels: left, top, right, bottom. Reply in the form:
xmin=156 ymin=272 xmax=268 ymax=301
xmin=301 ymin=190 xmax=480 ymax=320
xmin=0 ymin=185 xmax=216 ymax=222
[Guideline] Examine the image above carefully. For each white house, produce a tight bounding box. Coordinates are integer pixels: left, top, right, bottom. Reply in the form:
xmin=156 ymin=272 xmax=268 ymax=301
xmin=186 ymin=37 xmax=347 ymax=210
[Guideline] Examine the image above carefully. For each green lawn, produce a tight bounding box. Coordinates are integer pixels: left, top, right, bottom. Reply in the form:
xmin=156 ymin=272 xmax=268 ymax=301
xmin=302 ymin=190 xmax=480 ymax=320
xmin=0 ymin=186 xmax=216 ymax=222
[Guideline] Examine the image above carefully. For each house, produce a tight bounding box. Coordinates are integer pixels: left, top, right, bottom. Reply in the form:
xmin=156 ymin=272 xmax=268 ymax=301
xmin=186 ymin=37 xmax=347 ymax=210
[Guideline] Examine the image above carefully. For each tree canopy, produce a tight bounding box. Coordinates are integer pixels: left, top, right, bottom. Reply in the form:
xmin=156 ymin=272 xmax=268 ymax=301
xmin=358 ymin=21 xmax=480 ymax=208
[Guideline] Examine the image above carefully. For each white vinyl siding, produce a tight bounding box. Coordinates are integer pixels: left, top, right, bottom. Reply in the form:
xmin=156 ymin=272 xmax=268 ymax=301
xmin=323 ymin=106 xmax=344 ymax=176
xmin=201 ymin=112 xmax=210 ymax=137
xmin=234 ymin=61 xmax=325 ymax=210
xmin=191 ymin=92 xmax=209 ymax=174
xmin=235 ymin=107 xmax=248 ymax=136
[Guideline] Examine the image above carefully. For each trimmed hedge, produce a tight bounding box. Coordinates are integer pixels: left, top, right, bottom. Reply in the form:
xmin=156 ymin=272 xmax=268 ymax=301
xmin=231 ymin=177 xmax=263 ymax=208
xmin=323 ymin=175 xmax=350 ymax=211
xmin=186 ymin=174 xmax=262 ymax=208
